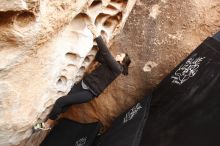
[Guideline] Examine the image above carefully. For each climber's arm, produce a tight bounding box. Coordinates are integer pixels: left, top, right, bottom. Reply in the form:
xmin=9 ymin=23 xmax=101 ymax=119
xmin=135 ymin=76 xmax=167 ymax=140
xmin=94 ymin=49 xmax=105 ymax=63
xmin=94 ymin=36 xmax=122 ymax=73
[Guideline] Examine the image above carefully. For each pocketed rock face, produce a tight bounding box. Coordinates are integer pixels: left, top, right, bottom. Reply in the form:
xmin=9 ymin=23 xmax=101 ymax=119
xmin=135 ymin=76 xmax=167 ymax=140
xmin=62 ymin=0 xmax=220 ymax=135
xmin=0 ymin=0 xmax=136 ymax=146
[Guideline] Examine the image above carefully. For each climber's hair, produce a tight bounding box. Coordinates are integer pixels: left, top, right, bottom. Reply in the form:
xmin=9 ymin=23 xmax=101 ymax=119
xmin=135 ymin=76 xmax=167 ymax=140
xmin=120 ymin=53 xmax=131 ymax=76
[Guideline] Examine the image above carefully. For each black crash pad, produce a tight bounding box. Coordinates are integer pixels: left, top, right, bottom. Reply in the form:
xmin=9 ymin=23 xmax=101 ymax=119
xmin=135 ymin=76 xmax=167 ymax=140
xmin=95 ymin=94 xmax=151 ymax=146
xmin=140 ymin=35 xmax=220 ymax=146
xmin=40 ymin=118 xmax=101 ymax=146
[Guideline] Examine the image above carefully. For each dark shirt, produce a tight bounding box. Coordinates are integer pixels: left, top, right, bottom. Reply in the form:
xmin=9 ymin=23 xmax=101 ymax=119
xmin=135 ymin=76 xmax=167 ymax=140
xmin=83 ymin=36 xmax=122 ymax=96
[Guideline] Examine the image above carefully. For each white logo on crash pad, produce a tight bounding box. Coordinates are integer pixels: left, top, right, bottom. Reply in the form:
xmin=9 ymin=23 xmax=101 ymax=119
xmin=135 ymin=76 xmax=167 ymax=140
xmin=123 ymin=103 xmax=142 ymax=123
xmin=171 ymin=56 xmax=205 ymax=85
xmin=75 ymin=137 xmax=87 ymax=146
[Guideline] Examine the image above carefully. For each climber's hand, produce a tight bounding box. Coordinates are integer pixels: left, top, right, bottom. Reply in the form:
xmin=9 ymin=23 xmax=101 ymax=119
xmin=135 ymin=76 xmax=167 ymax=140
xmin=87 ymin=23 xmax=99 ymax=38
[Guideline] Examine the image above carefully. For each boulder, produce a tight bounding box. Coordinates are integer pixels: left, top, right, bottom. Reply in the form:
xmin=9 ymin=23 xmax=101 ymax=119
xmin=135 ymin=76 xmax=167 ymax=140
xmin=0 ymin=0 xmax=137 ymax=145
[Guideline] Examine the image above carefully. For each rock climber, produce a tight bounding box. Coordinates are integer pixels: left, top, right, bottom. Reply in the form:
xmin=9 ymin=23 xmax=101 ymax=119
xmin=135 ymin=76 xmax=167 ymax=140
xmin=33 ymin=23 xmax=131 ymax=131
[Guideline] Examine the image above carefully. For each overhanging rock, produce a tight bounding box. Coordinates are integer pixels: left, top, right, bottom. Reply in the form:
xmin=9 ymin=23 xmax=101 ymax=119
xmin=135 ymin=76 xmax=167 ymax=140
xmin=0 ymin=0 xmax=137 ymax=145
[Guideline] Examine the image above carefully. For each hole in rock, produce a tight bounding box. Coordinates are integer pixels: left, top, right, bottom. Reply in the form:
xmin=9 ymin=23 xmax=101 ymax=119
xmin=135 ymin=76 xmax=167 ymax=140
xmin=66 ymin=64 xmax=77 ymax=73
xmin=61 ymin=69 xmax=68 ymax=75
xmin=0 ymin=11 xmax=17 ymax=26
xmin=85 ymin=54 xmax=95 ymax=63
xmin=67 ymin=64 xmax=77 ymax=70
xmin=15 ymin=11 xmax=36 ymax=27
xmin=84 ymin=56 xmax=91 ymax=63
xmin=57 ymin=91 xmax=65 ymax=94
xmin=148 ymin=64 xmax=152 ymax=68
xmin=87 ymin=46 xmax=98 ymax=56
xmin=79 ymin=66 xmax=86 ymax=72
xmin=75 ymin=13 xmax=89 ymax=19
xmin=89 ymin=0 xmax=102 ymax=8
xmin=74 ymin=13 xmax=90 ymax=23
xmin=103 ymin=19 xmax=112 ymax=27
xmin=109 ymin=12 xmax=123 ymax=23
xmin=106 ymin=5 xmax=118 ymax=11
xmin=95 ymin=13 xmax=110 ymax=25
xmin=111 ymin=0 xmax=128 ymax=4
xmin=65 ymin=52 xmax=79 ymax=61
xmin=72 ymin=13 xmax=91 ymax=29
xmin=57 ymin=76 xmax=67 ymax=86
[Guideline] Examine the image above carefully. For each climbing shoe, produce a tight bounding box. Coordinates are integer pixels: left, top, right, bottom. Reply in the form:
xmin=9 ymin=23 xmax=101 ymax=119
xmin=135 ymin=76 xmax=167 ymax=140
xmin=33 ymin=122 xmax=51 ymax=132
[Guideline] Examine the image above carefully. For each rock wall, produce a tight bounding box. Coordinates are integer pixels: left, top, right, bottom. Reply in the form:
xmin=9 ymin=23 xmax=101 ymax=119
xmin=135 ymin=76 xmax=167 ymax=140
xmin=0 ymin=0 xmax=137 ymax=145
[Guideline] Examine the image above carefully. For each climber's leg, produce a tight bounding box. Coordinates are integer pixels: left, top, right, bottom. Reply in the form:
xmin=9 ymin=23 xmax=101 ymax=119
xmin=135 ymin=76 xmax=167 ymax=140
xmin=36 ymin=89 xmax=95 ymax=131
xmin=47 ymin=90 xmax=95 ymax=120
xmin=33 ymin=81 xmax=95 ymax=131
